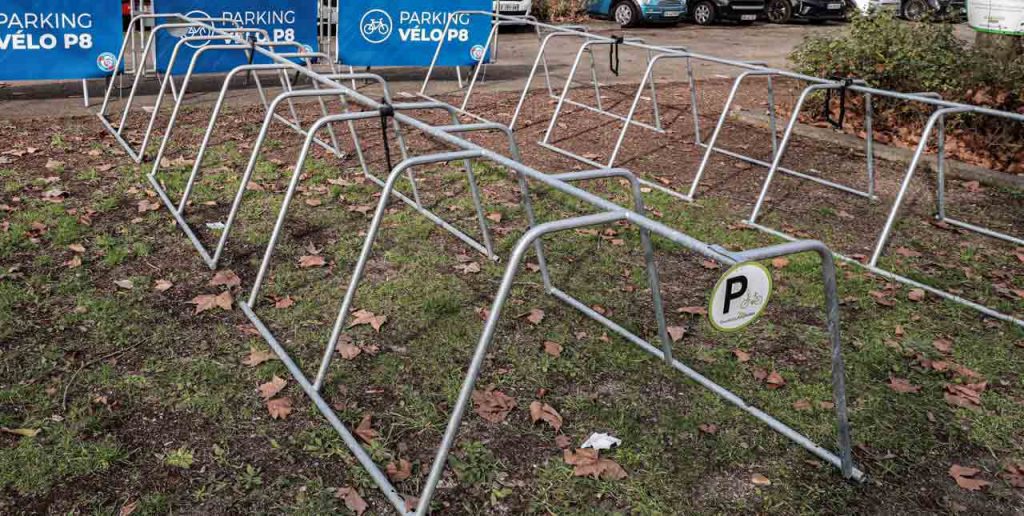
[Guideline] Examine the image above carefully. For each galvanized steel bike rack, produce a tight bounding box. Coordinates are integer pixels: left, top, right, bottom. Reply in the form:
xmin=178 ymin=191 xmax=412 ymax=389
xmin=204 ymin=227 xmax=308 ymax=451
xmin=747 ymin=83 xmax=1024 ymax=326
xmin=97 ymin=15 xmax=252 ymax=161
xmin=421 ymin=21 xmax=622 ymax=131
xmin=421 ymin=12 xmax=1024 ymax=328
xmin=239 ymin=119 xmax=864 ymax=514
xmin=104 ymin=16 xmax=864 ymax=514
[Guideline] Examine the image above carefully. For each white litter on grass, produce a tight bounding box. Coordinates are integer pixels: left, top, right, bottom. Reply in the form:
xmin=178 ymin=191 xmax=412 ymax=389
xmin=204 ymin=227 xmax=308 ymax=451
xmin=206 ymin=222 xmax=226 ymax=231
xmin=581 ymin=432 xmax=621 ymax=450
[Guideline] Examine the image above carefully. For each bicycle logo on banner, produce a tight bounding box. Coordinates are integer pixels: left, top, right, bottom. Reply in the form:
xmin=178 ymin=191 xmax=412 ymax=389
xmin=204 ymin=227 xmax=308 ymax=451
xmin=360 ymin=9 xmax=393 ymax=44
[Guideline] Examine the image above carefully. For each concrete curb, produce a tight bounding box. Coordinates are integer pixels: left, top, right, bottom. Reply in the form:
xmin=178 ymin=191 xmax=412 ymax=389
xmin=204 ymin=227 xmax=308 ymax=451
xmin=733 ymin=110 xmax=1024 ymax=191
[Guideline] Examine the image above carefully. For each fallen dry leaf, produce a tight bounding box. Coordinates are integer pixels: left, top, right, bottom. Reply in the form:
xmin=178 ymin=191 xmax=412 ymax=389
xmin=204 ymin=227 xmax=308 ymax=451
xmin=667 ymin=326 xmax=685 ymax=342
xmin=455 ymin=261 xmax=481 ymax=274
xmin=266 ymin=397 xmax=293 ymax=419
xmin=732 ymin=349 xmax=751 ymax=362
xmin=335 ymin=487 xmax=367 ymax=515
xmin=907 ymin=289 xmax=926 ymax=302
xmin=698 ymin=423 xmax=718 ymax=434
xmin=64 ymin=255 xmax=82 ymax=269
xmin=190 ymin=291 xmax=233 ymax=314
xmin=258 ymin=376 xmax=287 ymax=399
xmin=525 ymin=308 xmax=545 ymax=325
xmin=765 ymin=371 xmax=786 ymax=389
xmin=338 ymin=341 xmax=362 ymax=360
xmin=555 ymin=434 xmax=572 ymax=449
xmin=68 ymin=243 xmax=85 ymax=253
xmin=274 ymin=296 xmax=295 ymax=309
xmin=887 ymin=377 xmax=921 ymax=394
xmin=895 ymin=247 xmax=923 ymax=258
xmin=1000 ymin=463 xmax=1024 ymax=488
xmin=154 ymin=279 xmax=173 ymax=292
xmin=486 ymin=212 xmax=502 ymax=223
xmin=944 ymin=382 xmax=985 ymax=411
xmin=136 ymin=199 xmax=160 ymax=213
xmin=472 ymin=388 xmax=516 ymax=423
xmin=529 ymin=401 xmax=563 ymax=432
xmin=348 ymin=309 xmax=386 ymax=332
xmin=932 ymin=338 xmax=953 ymax=354
xmin=543 ymin=340 xmax=562 ymax=358
xmin=678 ymin=306 xmax=708 ymax=316
xmin=242 ymin=347 xmax=278 ymax=367
xmin=949 ymin=464 xmax=991 ymax=491
xmin=386 ymin=459 xmax=413 ymax=482
xmin=771 ymin=257 xmax=790 ymax=269
xmin=792 ymin=399 xmax=812 ymax=411
xmin=751 ymin=473 xmax=772 ymax=486
xmin=1 ymin=427 xmax=40 ymax=438
xmin=355 ymin=414 xmax=378 ymax=444
xmin=114 ymin=279 xmax=134 ymax=290
xmin=209 ymin=269 xmax=241 ymax=288
xmin=298 ymin=255 xmax=326 ymax=268
xmin=304 ymin=198 xmax=322 ymax=207
xmin=564 ymin=448 xmax=627 ymax=481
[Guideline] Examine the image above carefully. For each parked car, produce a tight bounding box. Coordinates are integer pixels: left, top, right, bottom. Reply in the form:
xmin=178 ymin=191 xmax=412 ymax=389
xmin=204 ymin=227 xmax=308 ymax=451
xmin=586 ymin=0 xmax=687 ymax=28
xmin=688 ymin=0 xmax=766 ymax=24
xmin=764 ymin=0 xmax=847 ymax=23
xmin=899 ymin=0 xmax=965 ymax=21
xmin=494 ymin=0 xmax=535 ymax=17
xmin=849 ymin=0 xmax=964 ymax=20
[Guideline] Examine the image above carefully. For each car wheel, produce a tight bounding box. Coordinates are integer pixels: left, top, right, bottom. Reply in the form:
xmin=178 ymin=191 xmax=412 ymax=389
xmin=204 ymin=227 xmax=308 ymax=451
xmin=902 ymin=0 xmax=929 ymax=21
xmin=613 ymin=1 xmax=641 ymax=27
xmin=766 ymin=0 xmax=793 ymax=23
xmin=692 ymin=1 xmax=717 ymax=25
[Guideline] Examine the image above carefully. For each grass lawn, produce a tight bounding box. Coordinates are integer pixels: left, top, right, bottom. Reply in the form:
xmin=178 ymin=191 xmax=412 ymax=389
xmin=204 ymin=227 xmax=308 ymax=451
xmin=1 ymin=100 xmax=1023 ymax=514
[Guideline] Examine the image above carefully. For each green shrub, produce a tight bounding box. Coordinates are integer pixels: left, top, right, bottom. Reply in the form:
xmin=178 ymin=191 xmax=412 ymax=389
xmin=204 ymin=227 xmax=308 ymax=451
xmin=790 ymin=13 xmax=1024 ymax=172
xmin=533 ymin=0 xmax=588 ymax=21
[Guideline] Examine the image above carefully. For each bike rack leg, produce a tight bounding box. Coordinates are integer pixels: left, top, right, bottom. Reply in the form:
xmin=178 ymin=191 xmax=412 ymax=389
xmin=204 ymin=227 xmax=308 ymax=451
xmin=306 ymin=151 xmax=485 ymax=391
xmin=548 ymin=168 xmax=672 ymax=361
xmin=413 ymin=211 xmax=625 ymax=514
xmin=508 ymin=30 xmax=598 ymax=130
xmin=687 ymin=56 xmax=702 ymax=145
xmin=868 ymin=107 xmax=970 ymax=267
xmin=689 ymin=71 xmax=773 ymax=201
xmin=865 ymin=93 xmax=876 ymax=198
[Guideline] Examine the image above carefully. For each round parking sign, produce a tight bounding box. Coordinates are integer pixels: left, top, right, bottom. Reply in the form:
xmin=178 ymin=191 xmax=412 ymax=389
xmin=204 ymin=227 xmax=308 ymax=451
xmin=708 ymin=262 xmax=773 ymax=332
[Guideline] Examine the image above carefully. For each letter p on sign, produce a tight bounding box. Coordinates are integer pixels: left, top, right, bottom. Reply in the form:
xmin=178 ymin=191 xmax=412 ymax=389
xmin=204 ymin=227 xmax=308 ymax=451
xmin=709 ymin=262 xmax=773 ymax=332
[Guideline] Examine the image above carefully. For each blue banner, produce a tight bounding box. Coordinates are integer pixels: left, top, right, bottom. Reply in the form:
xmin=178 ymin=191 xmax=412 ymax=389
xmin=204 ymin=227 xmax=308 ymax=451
xmin=152 ymin=0 xmax=318 ymax=75
xmin=0 ymin=1 xmax=123 ymax=81
xmin=338 ymin=0 xmax=493 ymax=67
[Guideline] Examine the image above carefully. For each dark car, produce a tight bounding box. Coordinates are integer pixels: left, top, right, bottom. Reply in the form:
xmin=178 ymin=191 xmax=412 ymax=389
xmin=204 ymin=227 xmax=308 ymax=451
xmin=688 ymin=0 xmax=766 ymax=24
xmin=765 ymin=0 xmax=847 ymax=23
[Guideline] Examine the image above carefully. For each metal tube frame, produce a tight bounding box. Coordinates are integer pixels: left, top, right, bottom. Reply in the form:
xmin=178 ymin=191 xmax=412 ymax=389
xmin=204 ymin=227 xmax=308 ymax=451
xmin=240 ymin=141 xmax=862 ymax=513
xmin=93 ymin=11 xmax=1024 ymax=513
xmin=125 ymin=14 xmax=863 ymax=509
xmin=96 ymin=16 xmax=248 ymax=161
xmin=428 ymin=12 xmax=1024 ymax=328
xmin=748 ymin=85 xmax=1024 ymax=327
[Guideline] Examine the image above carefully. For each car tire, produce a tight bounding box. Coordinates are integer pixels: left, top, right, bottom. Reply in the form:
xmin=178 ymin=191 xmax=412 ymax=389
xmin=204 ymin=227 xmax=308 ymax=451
xmin=613 ymin=1 xmax=641 ymax=27
xmin=902 ymin=0 xmax=929 ymax=21
xmin=766 ymin=0 xmax=793 ymax=23
xmin=692 ymin=1 xmax=717 ymax=25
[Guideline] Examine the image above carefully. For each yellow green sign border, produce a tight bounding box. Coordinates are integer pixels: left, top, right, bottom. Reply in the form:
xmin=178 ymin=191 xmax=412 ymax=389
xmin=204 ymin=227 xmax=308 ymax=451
xmin=707 ymin=261 xmax=774 ymax=333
